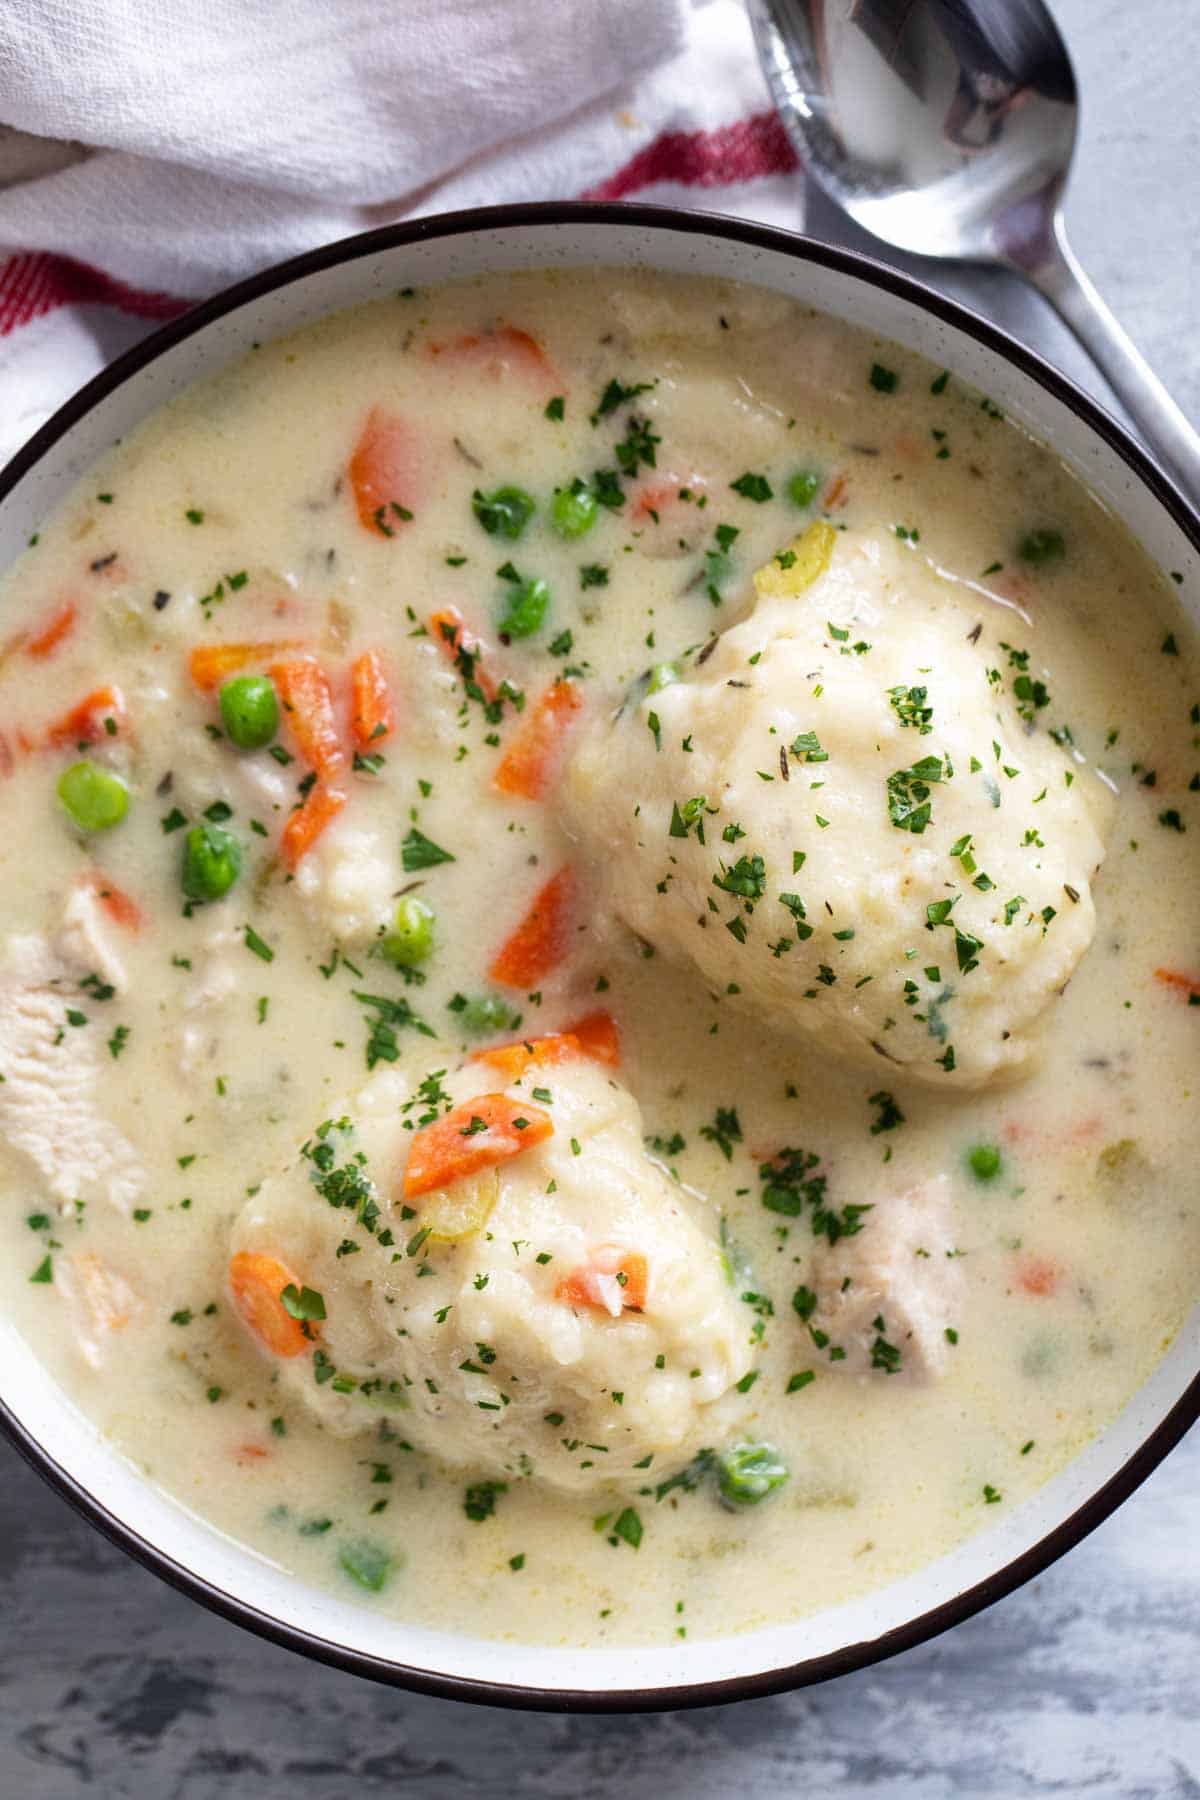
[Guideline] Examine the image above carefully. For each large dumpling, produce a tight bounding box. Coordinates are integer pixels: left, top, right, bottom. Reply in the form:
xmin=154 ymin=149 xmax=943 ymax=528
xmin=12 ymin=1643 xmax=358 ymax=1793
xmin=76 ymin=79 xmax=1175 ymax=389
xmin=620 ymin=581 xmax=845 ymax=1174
xmin=562 ymin=525 xmax=1114 ymax=1090
xmin=229 ymin=1045 xmax=753 ymax=1493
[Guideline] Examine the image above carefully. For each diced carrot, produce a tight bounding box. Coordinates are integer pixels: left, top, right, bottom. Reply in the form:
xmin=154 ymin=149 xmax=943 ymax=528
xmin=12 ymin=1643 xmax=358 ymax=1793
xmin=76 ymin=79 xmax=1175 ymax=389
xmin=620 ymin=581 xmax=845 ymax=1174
xmin=188 ymin=641 xmax=300 ymax=693
xmin=1014 ymin=1254 xmax=1061 ymax=1298
xmin=349 ymin=648 xmax=395 ymax=751
xmin=565 ymin=1009 xmax=620 ymax=1066
xmin=270 ymin=657 xmax=345 ymax=779
xmin=428 ymin=326 xmax=559 ymax=391
xmin=489 ymin=867 xmax=577 ymax=989
xmin=45 ymin=685 xmax=127 ymax=747
xmin=822 ymin=472 xmax=849 ymax=509
xmin=348 ymin=407 xmax=418 ymax=536
xmin=1154 ymin=967 xmax=1200 ymax=1000
xmin=279 ymin=781 xmax=347 ymax=869
xmin=493 ymin=679 xmax=582 ymax=800
xmin=228 ymin=1251 xmax=315 ymax=1358
xmin=27 ymin=603 xmax=77 ymax=659
xmin=632 ymin=473 xmax=708 ymax=520
xmin=474 ymin=1009 xmax=619 ymax=1081
xmin=428 ymin=605 xmax=498 ymax=704
xmin=557 ymin=1247 xmax=649 ymax=1316
xmin=403 ymin=1094 xmax=554 ymax=1200
xmin=79 ymin=870 xmax=142 ymax=931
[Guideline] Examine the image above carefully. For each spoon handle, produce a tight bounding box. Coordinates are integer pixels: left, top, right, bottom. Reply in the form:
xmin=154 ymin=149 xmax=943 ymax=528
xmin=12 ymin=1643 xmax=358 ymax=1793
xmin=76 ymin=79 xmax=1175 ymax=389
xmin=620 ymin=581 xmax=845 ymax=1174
xmin=1028 ymin=216 xmax=1200 ymax=503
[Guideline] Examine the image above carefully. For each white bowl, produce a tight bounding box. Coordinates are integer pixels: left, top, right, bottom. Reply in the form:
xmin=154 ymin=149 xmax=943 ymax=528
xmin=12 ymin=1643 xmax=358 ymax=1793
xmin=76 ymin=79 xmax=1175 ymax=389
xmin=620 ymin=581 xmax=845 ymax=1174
xmin=1 ymin=203 xmax=1197 ymax=1710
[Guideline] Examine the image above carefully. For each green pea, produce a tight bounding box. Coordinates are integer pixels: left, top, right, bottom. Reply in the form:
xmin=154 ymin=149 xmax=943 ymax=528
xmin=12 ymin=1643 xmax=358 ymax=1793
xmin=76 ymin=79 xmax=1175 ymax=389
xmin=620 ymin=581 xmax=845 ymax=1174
xmin=338 ymin=1538 xmax=394 ymax=1593
xmin=182 ymin=823 xmax=242 ymax=902
xmin=455 ymin=993 xmax=521 ymax=1038
xmin=716 ymin=1442 xmax=789 ymax=1509
xmin=380 ymin=896 xmax=435 ymax=968
xmin=219 ymin=675 xmax=279 ymax=749
xmin=646 ymin=661 xmax=681 ymax=695
xmin=57 ymin=762 xmax=129 ymax=832
xmin=550 ymin=479 xmax=599 ymax=540
xmin=1018 ymin=528 xmax=1065 ymax=566
xmin=497 ymin=575 xmax=549 ymax=641
xmin=968 ymin=1142 xmax=1003 ymax=1182
xmin=473 ymin=485 xmax=536 ymax=541
xmin=787 ymin=469 xmax=821 ymax=508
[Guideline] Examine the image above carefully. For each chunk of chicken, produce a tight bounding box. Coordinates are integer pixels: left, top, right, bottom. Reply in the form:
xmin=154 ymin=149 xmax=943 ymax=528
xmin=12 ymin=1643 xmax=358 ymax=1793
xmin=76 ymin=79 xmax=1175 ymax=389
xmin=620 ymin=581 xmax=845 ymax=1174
xmin=0 ymin=935 xmax=143 ymax=1211
xmin=56 ymin=881 xmax=129 ymax=993
xmin=56 ymin=1250 xmax=142 ymax=1369
xmin=809 ymin=1175 xmax=964 ymax=1384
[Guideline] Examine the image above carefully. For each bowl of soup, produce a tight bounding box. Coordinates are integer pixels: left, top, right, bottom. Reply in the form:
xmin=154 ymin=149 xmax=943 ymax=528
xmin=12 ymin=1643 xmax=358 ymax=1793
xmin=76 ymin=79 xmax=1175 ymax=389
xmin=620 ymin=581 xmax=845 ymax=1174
xmin=0 ymin=203 xmax=1196 ymax=1709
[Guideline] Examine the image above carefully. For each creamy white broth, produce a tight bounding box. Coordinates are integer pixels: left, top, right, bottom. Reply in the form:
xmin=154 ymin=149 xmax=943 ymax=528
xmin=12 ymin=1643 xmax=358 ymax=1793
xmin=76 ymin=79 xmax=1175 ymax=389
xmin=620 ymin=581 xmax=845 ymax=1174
xmin=0 ymin=267 xmax=1197 ymax=1650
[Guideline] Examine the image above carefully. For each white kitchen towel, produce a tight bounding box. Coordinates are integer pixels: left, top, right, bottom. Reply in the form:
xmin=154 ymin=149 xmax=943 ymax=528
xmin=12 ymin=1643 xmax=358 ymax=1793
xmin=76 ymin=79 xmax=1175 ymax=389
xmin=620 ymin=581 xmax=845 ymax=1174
xmin=0 ymin=0 xmax=804 ymax=460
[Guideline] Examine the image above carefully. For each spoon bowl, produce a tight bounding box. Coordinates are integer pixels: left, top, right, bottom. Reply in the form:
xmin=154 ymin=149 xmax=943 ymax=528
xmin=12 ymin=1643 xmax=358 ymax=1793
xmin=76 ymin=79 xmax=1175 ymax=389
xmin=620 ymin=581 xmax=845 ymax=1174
xmin=749 ymin=0 xmax=1200 ymax=498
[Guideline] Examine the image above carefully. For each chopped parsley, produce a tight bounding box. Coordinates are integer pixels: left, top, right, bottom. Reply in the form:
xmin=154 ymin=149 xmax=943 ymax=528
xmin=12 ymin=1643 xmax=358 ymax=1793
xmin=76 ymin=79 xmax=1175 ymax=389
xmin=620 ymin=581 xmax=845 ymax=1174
xmin=888 ymin=684 xmax=933 ymax=734
xmin=401 ymin=828 xmax=455 ymax=872
xmin=730 ymin=472 xmax=773 ymax=503
xmin=352 ymin=991 xmax=435 ymax=1068
xmin=868 ymin=1090 xmax=905 ymax=1134
xmin=887 ymin=754 xmax=950 ymax=834
xmin=699 ymin=1106 xmax=742 ymax=1161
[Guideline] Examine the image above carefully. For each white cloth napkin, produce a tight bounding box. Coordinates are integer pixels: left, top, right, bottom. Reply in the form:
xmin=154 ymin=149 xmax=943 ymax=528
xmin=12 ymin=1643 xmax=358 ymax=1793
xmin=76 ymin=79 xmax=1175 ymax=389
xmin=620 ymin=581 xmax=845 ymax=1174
xmin=0 ymin=0 xmax=805 ymax=460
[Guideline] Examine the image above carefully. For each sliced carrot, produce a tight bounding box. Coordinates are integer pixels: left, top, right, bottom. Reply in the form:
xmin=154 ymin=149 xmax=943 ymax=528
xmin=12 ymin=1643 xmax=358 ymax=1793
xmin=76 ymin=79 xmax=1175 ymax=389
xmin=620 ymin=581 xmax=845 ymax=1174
xmin=1014 ymin=1254 xmax=1061 ymax=1298
xmin=235 ymin=1442 xmax=271 ymax=1464
xmin=270 ymin=657 xmax=345 ymax=779
xmin=565 ymin=1009 xmax=620 ymax=1066
xmin=189 ymin=641 xmax=300 ymax=693
xmin=348 ymin=407 xmax=418 ymax=536
xmin=27 ymin=603 xmax=78 ymax=659
xmin=476 ymin=1031 xmax=581 ymax=1081
xmin=1154 ymin=967 xmax=1200 ymax=1000
xmin=79 ymin=870 xmax=142 ymax=932
xmin=428 ymin=325 xmax=559 ymax=391
xmin=45 ymin=685 xmax=127 ymax=747
xmin=403 ymin=1094 xmax=554 ymax=1200
xmin=228 ymin=1251 xmax=315 ymax=1358
xmin=822 ymin=471 xmax=849 ymax=510
xmin=475 ymin=1010 xmax=620 ymax=1081
xmin=349 ymin=648 xmax=395 ymax=751
xmin=557 ymin=1247 xmax=649 ymax=1316
xmin=493 ymin=679 xmax=582 ymax=800
xmin=279 ymin=780 xmax=347 ymax=869
xmin=489 ymin=867 xmax=577 ymax=990
xmin=428 ymin=605 xmax=498 ymax=703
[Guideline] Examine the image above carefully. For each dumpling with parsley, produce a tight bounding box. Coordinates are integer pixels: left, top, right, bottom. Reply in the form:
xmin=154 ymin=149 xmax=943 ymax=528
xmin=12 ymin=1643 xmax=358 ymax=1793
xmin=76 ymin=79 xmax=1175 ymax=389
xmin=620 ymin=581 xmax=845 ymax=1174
xmin=561 ymin=524 xmax=1113 ymax=1090
xmin=227 ymin=1037 xmax=753 ymax=1493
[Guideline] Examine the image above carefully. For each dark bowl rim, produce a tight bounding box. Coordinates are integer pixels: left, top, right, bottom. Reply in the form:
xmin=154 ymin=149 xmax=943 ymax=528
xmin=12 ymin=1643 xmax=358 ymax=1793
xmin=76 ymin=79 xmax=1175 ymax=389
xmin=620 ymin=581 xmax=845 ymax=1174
xmin=0 ymin=198 xmax=1197 ymax=1715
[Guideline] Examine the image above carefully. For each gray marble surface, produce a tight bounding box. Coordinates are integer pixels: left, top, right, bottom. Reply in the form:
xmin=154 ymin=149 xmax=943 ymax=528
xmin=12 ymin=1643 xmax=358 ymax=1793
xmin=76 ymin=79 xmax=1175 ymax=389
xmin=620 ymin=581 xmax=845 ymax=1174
xmin=2 ymin=1 xmax=1198 ymax=1793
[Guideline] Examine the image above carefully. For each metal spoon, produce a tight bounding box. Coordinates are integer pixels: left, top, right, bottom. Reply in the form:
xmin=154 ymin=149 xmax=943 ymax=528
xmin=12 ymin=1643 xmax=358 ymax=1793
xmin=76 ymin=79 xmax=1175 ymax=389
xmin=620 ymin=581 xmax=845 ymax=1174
xmin=748 ymin=0 xmax=1200 ymax=499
